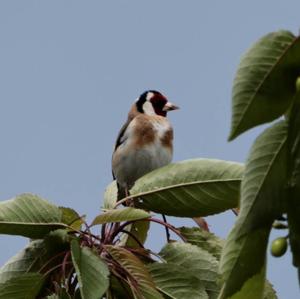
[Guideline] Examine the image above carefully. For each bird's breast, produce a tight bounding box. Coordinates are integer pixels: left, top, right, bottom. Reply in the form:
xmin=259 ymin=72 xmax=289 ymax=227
xmin=112 ymin=116 xmax=173 ymax=187
xmin=133 ymin=116 xmax=173 ymax=150
xmin=131 ymin=116 xmax=173 ymax=168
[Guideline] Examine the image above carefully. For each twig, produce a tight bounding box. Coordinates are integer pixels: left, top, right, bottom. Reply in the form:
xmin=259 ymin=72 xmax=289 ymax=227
xmin=43 ymin=262 xmax=72 ymax=278
xmin=82 ymin=219 xmax=95 ymax=247
xmin=104 ymin=222 xmax=118 ymax=244
xmin=65 ymin=266 xmax=75 ymax=293
xmin=62 ymin=251 xmax=71 ymax=281
xmin=231 ymin=208 xmax=239 ymax=216
xmin=118 ymin=229 xmax=145 ymax=248
xmin=68 ymin=226 xmax=102 ymax=243
xmin=38 ymin=251 xmax=67 ymax=274
xmin=108 ymin=220 xmax=135 ymax=243
xmin=101 ymin=223 xmax=107 ymax=242
xmin=143 ymin=217 xmax=186 ymax=242
xmin=113 ymin=195 xmax=133 ymax=208
xmin=162 ymin=214 xmax=171 ymax=242
xmin=193 ymin=217 xmax=209 ymax=231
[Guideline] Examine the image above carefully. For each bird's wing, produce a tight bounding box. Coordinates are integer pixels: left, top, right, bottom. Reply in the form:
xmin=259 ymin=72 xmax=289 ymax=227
xmin=112 ymin=104 xmax=140 ymax=180
xmin=114 ymin=118 xmax=132 ymax=151
xmin=112 ymin=117 xmax=134 ymax=180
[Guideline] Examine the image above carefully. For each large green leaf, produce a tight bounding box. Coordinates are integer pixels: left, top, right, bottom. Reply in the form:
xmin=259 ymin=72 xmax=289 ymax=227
xmin=0 ymin=273 xmax=44 ymax=299
xmin=229 ymin=30 xmax=300 ymax=140
xmin=0 ymin=240 xmax=46 ymax=284
xmin=148 ymin=263 xmax=208 ymax=299
xmin=106 ymin=245 xmax=164 ymax=299
xmin=219 ymin=122 xmax=288 ymax=299
xmin=219 ymin=226 xmax=271 ymax=299
xmin=91 ymin=207 xmax=150 ymax=226
xmin=237 ymin=121 xmax=288 ymax=237
xmin=0 ymin=194 xmax=72 ymax=238
xmin=0 ymin=232 xmax=71 ymax=294
xmin=179 ymin=227 xmax=224 ymax=260
xmin=129 ymin=159 xmax=243 ymax=217
xmin=71 ymin=240 xmax=110 ymax=299
xmin=221 ymin=264 xmax=267 ymax=299
xmin=179 ymin=228 xmax=277 ymax=299
xmin=287 ymin=91 xmax=300 ymax=270
xmin=103 ymin=181 xmax=118 ymax=209
xmin=159 ymin=242 xmax=220 ymax=299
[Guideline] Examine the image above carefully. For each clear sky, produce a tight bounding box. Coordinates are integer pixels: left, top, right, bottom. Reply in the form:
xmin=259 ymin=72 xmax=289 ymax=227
xmin=0 ymin=1 xmax=299 ymax=298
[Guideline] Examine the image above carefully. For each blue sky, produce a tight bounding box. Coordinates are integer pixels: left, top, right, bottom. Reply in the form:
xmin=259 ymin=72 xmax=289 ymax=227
xmin=0 ymin=1 xmax=299 ymax=297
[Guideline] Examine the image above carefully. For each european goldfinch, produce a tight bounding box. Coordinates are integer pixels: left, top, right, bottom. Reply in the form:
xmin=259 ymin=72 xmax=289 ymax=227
xmin=112 ymin=90 xmax=179 ymax=200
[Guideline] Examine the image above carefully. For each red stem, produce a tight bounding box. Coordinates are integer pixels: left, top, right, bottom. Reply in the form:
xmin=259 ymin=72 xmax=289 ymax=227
xmin=143 ymin=217 xmax=186 ymax=242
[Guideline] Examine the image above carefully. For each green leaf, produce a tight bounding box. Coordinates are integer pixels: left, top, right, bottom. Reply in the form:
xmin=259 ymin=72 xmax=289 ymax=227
xmin=263 ymin=281 xmax=278 ymax=299
xmin=130 ymin=159 xmax=243 ymax=217
xmin=106 ymin=245 xmax=164 ymax=299
xmin=103 ymin=181 xmax=118 ymax=209
xmin=229 ymin=30 xmax=300 ymax=140
xmin=148 ymin=263 xmax=208 ymax=299
xmin=120 ymin=220 xmax=150 ymax=248
xmin=178 ymin=229 xmax=277 ymax=299
xmin=109 ymin=275 xmax=135 ymax=299
xmin=59 ymin=207 xmax=82 ymax=230
xmin=0 ymin=194 xmax=71 ymax=238
xmin=0 ymin=240 xmax=46 ymax=284
xmin=0 ymin=234 xmax=70 ymax=291
xmin=287 ymin=91 xmax=300 ymax=269
xmin=71 ymin=240 xmax=110 ymax=299
xmin=219 ymin=271 xmax=277 ymax=299
xmin=237 ymin=121 xmax=288 ymax=236
xmin=219 ymin=227 xmax=270 ymax=299
xmin=44 ymin=228 xmax=73 ymax=246
xmin=91 ymin=207 xmax=150 ymax=226
xmin=179 ymin=227 xmax=224 ymax=260
xmin=219 ymin=269 xmax=278 ymax=299
xmin=0 ymin=273 xmax=44 ymax=299
xmin=159 ymin=242 xmax=220 ymax=299
xmin=219 ymin=121 xmax=287 ymax=298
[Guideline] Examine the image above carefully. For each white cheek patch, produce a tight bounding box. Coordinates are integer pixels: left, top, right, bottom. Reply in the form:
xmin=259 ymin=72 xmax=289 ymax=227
xmin=142 ymin=101 xmax=156 ymax=115
xmin=146 ymin=92 xmax=154 ymax=101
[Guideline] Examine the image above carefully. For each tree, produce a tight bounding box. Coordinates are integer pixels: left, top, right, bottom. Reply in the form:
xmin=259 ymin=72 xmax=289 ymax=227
xmin=0 ymin=29 xmax=299 ymax=299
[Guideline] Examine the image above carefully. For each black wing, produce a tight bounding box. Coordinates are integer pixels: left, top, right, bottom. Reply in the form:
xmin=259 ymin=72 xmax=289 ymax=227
xmin=112 ymin=118 xmax=133 ymax=180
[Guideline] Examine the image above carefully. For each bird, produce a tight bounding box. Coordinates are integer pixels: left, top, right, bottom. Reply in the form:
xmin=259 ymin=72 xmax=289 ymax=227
xmin=112 ymin=90 xmax=179 ymax=201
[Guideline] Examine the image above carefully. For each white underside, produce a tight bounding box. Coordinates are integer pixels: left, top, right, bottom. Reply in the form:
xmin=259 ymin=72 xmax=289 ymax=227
xmin=115 ymin=143 xmax=171 ymax=188
xmin=113 ymin=118 xmax=172 ymax=188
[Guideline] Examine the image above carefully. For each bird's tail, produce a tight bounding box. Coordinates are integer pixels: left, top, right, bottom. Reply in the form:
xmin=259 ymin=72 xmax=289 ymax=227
xmin=117 ymin=183 xmax=127 ymax=201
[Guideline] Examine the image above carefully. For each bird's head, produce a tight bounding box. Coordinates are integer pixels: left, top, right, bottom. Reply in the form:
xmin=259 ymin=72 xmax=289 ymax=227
xmin=136 ymin=90 xmax=179 ymax=117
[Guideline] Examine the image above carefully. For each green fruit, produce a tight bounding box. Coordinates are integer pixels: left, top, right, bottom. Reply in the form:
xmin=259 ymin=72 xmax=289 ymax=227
xmin=296 ymin=77 xmax=300 ymax=93
xmin=271 ymin=237 xmax=288 ymax=257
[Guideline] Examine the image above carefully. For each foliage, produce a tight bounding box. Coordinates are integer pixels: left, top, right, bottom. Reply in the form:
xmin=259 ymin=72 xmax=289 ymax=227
xmin=220 ymin=30 xmax=300 ymax=298
xmin=1 ymin=28 xmax=300 ymax=298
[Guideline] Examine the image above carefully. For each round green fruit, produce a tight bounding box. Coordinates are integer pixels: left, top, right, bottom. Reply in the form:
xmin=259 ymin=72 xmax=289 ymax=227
xmin=271 ymin=237 xmax=288 ymax=257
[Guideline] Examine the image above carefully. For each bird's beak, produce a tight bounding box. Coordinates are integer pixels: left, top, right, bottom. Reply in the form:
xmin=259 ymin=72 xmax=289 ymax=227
xmin=162 ymin=102 xmax=179 ymax=112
